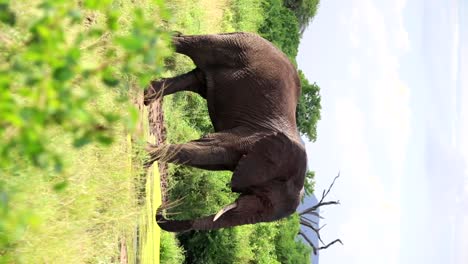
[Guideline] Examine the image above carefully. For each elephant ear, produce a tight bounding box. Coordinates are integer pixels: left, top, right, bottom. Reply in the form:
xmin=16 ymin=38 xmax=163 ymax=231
xmin=231 ymin=132 xmax=306 ymax=192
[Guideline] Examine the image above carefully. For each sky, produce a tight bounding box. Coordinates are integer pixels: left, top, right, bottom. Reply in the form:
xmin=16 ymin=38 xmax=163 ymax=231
xmin=297 ymin=0 xmax=467 ymax=263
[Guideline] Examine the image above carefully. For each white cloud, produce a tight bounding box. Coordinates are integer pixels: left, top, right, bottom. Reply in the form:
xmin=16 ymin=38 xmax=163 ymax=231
xmin=456 ymin=20 xmax=468 ymax=179
xmin=348 ymin=59 xmax=361 ymax=80
xmin=348 ymin=0 xmax=412 ymax=197
xmin=448 ymin=0 xmax=460 ymax=84
xmin=348 ymin=8 xmax=361 ymax=49
xmin=394 ymin=0 xmax=410 ymax=52
xmin=451 ymin=21 xmax=459 ymax=83
xmin=459 ymin=56 xmax=468 ymax=187
xmin=317 ymin=0 xmax=411 ymax=263
xmin=332 ymin=98 xmax=401 ymax=264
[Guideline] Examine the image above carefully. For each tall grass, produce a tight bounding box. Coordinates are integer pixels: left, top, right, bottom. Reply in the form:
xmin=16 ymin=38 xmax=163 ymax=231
xmin=227 ymin=0 xmax=264 ymax=32
xmin=9 ymin=94 xmax=137 ymax=263
xmin=160 ymin=231 xmax=185 ymax=264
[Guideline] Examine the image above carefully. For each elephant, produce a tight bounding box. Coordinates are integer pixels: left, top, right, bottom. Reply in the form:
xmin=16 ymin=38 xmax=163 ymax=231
xmin=144 ymin=32 xmax=307 ymax=232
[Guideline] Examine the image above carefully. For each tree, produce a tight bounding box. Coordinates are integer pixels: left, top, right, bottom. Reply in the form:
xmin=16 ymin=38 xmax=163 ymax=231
xmin=296 ymin=70 xmax=321 ymax=142
xmin=283 ymin=0 xmax=320 ymax=34
xmin=274 ymin=214 xmax=312 ymax=264
xmin=298 ymin=173 xmax=343 ymax=255
xmin=258 ymin=0 xmax=300 ymax=59
xmin=303 ymin=170 xmax=316 ymax=198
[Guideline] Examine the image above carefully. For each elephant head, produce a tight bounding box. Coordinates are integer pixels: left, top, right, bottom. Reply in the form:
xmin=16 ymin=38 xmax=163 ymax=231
xmin=156 ymin=132 xmax=307 ymax=232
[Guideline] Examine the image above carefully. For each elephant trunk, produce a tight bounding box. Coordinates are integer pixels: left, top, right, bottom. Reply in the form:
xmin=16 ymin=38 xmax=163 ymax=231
xmin=156 ymin=195 xmax=272 ymax=232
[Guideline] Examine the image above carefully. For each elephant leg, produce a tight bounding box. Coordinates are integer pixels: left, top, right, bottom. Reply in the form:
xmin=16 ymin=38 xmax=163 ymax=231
xmin=145 ymin=140 xmax=241 ymax=171
xmin=144 ymin=68 xmax=207 ymax=105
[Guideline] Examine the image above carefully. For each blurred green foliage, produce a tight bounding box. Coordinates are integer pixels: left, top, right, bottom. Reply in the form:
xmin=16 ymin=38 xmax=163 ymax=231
xmin=0 ymin=0 xmax=170 ymax=170
xmin=0 ymin=0 xmax=172 ymax=261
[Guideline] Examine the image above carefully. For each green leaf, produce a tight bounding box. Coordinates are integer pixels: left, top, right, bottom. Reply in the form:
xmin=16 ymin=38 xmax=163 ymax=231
xmin=96 ymin=135 xmax=113 ymax=145
xmin=0 ymin=3 xmax=16 ymax=26
xmin=126 ymin=105 xmax=139 ymax=131
xmin=83 ymin=0 xmax=112 ymax=10
xmin=52 ymin=154 xmax=64 ymax=173
xmin=116 ymin=36 xmax=144 ymax=52
xmin=106 ymin=11 xmax=119 ymax=31
xmin=53 ymin=181 xmax=68 ymax=192
xmin=102 ymin=68 xmax=119 ymax=87
xmin=68 ymin=9 xmax=82 ymax=24
xmin=155 ymin=0 xmax=170 ymax=20
xmin=53 ymin=66 xmax=74 ymax=82
xmin=66 ymin=47 xmax=81 ymax=65
xmin=102 ymin=113 xmax=120 ymax=123
xmin=73 ymin=135 xmax=92 ymax=148
xmin=89 ymin=28 xmax=104 ymax=37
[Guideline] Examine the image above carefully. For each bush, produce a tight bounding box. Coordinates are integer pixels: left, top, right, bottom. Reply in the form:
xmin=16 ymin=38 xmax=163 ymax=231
xmin=228 ymin=0 xmax=264 ymax=32
xmin=160 ymin=231 xmax=185 ymax=264
xmin=275 ymin=214 xmax=312 ymax=264
xmin=258 ymin=0 xmax=300 ymax=60
xmin=283 ymin=0 xmax=320 ymax=34
xmin=296 ymin=70 xmax=322 ymax=141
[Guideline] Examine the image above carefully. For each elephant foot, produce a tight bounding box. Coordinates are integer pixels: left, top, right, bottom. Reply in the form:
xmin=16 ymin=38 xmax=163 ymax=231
xmin=145 ymin=142 xmax=158 ymax=153
xmin=143 ymin=143 xmax=175 ymax=169
xmin=171 ymin=31 xmax=183 ymax=37
xmin=143 ymin=79 xmax=165 ymax=105
xmin=143 ymin=157 xmax=155 ymax=169
xmin=156 ymin=209 xmax=193 ymax=233
xmin=143 ymin=143 xmax=160 ymax=168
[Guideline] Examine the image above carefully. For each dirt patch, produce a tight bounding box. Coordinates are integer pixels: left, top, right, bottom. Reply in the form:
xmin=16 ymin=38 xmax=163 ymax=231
xmin=198 ymin=0 xmax=230 ymax=32
xmin=148 ymin=98 xmax=168 ymax=202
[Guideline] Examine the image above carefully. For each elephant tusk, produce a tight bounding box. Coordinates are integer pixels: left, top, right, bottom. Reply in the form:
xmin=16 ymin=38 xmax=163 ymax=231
xmin=213 ymin=202 xmax=237 ymax=222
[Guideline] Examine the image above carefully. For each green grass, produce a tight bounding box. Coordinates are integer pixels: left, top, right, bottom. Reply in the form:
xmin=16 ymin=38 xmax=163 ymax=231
xmin=227 ymin=0 xmax=264 ymax=32
xmin=8 ymin=90 xmax=138 ymax=263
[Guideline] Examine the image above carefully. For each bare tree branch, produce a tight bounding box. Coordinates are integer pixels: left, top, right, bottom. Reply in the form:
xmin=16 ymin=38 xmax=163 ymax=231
xmin=300 ymin=211 xmax=323 ymax=219
xmin=301 ymin=216 xmax=318 ymax=226
xmin=299 ymin=172 xmax=341 ymax=216
xmin=298 ymin=172 xmax=343 ymax=254
xmin=318 ymin=172 xmax=340 ymax=204
xmin=299 ymin=231 xmax=318 ymax=255
xmin=299 ymin=200 xmax=340 ymax=215
xmin=298 ymin=232 xmax=344 ymax=255
xmin=318 ymin=239 xmax=343 ymax=251
xmin=300 ymin=219 xmax=325 ymax=245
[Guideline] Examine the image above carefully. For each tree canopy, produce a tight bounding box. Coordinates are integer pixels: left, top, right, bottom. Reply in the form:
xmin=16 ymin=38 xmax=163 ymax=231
xmin=296 ymin=70 xmax=321 ymax=141
xmin=284 ymin=0 xmax=320 ymax=34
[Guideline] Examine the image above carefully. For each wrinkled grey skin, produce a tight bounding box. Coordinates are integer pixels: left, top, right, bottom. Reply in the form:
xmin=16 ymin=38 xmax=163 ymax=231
xmin=144 ymin=32 xmax=307 ymax=232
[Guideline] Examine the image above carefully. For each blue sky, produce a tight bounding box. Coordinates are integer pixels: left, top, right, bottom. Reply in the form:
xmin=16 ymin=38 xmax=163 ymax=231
xmin=297 ymin=0 xmax=467 ymax=263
